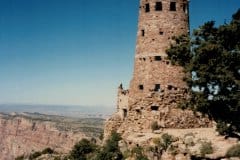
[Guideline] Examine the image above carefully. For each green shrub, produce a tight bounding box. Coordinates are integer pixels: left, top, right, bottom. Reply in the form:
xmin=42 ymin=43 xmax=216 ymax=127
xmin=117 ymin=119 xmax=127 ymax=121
xmin=29 ymin=151 xmax=42 ymax=160
xmin=42 ymin=147 xmax=54 ymax=154
xmin=54 ymin=157 xmax=61 ymax=160
xmin=168 ymin=145 xmax=178 ymax=156
xmin=15 ymin=155 xmax=24 ymax=160
xmin=123 ymin=149 xmax=131 ymax=159
xmin=95 ymin=132 xmax=123 ymax=160
xmin=70 ymin=138 xmax=97 ymax=160
xmin=200 ymin=142 xmax=213 ymax=156
xmin=136 ymin=156 xmax=149 ymax=160
xmin=161 ymin=133 xmax=174 ymax=151
xmin=152 ymin=133 xmax=174 ymax=156
xmin=226 ymin=144 xmax=240 ymax=157
xmin=131 ymin=146 xmax=149 ymax=160
xmin=151 ymin=121 xmax=159 ymax=131
xmin=95 ymin=151 xmax=122 ymax=160
xmin=216 ymin=121 xmax=231 ymax=135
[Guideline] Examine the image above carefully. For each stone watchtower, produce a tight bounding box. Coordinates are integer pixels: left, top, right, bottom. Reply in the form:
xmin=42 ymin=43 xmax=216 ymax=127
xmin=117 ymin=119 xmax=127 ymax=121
xmin=129 ymin=0 xmax=189 ymax=106
xmin=104 ymin=0 xmax=211 ymax=141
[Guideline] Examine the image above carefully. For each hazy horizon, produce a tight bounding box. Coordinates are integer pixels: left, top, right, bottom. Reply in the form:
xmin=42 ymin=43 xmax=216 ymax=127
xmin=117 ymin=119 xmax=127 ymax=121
xmin=0 ymin=103 xmax=115 ymax=118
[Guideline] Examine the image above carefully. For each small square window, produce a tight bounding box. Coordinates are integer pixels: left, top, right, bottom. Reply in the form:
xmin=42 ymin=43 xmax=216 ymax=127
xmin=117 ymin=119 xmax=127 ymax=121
xmin=168 ymin=85 xmax=173 ymax=90
xmin=145 ymin=3 xmax=150 ymax=12
xmin=154 ymin=56 xmax=162 ymax=61
xmin=154 ymin=84 xmax=161 ymax=92
xmin=151 ymin=106 xmax=159 ymax=111
xmin=170 ymin=2 xmax=176 ymax=11
xmin=159 ymin=31 xmax=164 ymax=35
xmin=155 ymin=2 xmax=162 ymax=11
xmin=139 ymin=85 xmax=144 ymax=90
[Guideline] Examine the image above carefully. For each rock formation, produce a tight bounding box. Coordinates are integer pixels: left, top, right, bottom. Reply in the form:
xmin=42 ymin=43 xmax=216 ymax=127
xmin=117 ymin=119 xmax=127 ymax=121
xmin=0 ymin=113 xmax=103 ymax=159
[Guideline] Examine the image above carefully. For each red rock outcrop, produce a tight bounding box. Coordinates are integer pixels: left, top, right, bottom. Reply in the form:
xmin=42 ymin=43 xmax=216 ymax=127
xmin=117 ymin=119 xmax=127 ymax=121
xmin=0 ymin=113 xmax=102 ymax=159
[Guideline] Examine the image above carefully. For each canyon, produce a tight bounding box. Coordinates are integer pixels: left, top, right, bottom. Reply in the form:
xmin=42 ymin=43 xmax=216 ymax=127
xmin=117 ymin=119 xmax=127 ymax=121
xmin=0 ymin=112 xmax=104 ymax=159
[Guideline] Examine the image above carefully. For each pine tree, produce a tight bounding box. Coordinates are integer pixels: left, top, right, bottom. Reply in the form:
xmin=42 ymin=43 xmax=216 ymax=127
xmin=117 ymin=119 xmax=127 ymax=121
xmin=167 ymin=9 xmax=240 ymax=136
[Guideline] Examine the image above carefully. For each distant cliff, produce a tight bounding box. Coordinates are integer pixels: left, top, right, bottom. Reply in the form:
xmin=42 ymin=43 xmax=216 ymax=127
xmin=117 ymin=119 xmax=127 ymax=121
xmin=0 ymin=112 xmax=104 ymax=160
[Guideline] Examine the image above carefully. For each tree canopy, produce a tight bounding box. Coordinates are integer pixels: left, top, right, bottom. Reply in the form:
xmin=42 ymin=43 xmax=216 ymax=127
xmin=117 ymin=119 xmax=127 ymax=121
xmin=167 ymin=9 xmax=240 ymax=136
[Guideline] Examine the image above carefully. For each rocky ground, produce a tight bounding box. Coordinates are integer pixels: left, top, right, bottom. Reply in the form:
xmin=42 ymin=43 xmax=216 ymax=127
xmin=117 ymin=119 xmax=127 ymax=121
xmin=120 ymin=127 xmax=240 ymax=160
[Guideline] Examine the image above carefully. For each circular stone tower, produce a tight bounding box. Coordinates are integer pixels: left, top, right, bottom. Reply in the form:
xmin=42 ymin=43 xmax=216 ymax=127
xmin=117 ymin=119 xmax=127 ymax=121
xmin=104 ymin=0 xmax=212 ymax=141
xmin=129 ymin=0 xmax=189 ymax=106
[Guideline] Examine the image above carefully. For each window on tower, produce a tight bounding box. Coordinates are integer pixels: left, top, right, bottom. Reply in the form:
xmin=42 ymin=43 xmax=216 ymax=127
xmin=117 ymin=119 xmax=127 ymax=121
xmin=123 ymin=109 xmax=127 ymax=118
xmin=151 ymin=106 xmax=159 ymax=111
xmin=139 ymin=85 xmax=144 ymax=90
xmin=154 ymin=56 xmax=162 ymax=61
xmin=154 ymin=84 xmax=161 ymax=92
xmin=145 ymin=3 xmax=150 ymax=12
xmin=155 ymin=2 xmax=162 ymax=11
xmin=141 ymin=30 xmax=145 ymax=37
xmin=183 ymin=3 xmax=188 ymax=13
xmin=167 ymin=85 xmax=173 ymax=90
xmin=170 ymin=2 xmax=176 ymax=11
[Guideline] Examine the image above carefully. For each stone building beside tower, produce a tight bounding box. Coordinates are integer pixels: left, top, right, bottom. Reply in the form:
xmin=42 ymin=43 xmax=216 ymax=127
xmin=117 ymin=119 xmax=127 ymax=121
xmin=104 ymin=0 xmax=211 ymax=142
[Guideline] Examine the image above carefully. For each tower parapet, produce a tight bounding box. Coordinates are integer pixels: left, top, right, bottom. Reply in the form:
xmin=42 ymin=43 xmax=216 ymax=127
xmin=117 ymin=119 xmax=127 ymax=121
xmin=136 ymin=0 xmax=189 ymax=57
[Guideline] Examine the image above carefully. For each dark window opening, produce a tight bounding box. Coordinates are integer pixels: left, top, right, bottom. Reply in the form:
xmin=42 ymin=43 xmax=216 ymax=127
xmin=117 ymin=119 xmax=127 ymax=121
xmin=123 ymin=109 xmax=127 ymax=118
xmin=154 ymin=84 xmax=161 ymax=92
xmin=141 ymin=30 xmax=145 ymax=36
xmin=154 ymin=56 xmax=162 ymax=61
xmin=145 ymin=3 xmax=150 ymax=12
xmin=170 ymin=2 xmax=176 ymax=11
xmin=151 ymin=106 xmax=159 ymax=111
xmin=183 ymin=4 xmax=187 ymax=13
xmin=159 ymin=31 xmax=164 ymax=35
xmin=168 ymin=85 xmax=173 ymax=90
xmin=139 ymin=85 xmax=144 ymax=90
xmin=155 ymin=2 xmax=162 ymax=11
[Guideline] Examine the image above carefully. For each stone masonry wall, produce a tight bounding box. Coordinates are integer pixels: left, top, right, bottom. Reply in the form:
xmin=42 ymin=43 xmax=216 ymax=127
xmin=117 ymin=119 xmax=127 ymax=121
xmin=117 ymin=85 xmax=129 ymax=120
xmin=129 ymin=0 xmax=189 ymax=105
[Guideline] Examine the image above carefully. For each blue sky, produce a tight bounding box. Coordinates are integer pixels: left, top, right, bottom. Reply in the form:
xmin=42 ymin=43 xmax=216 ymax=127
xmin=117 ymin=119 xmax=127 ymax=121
xmin=0 ymin=0 xmax=239 ymax=106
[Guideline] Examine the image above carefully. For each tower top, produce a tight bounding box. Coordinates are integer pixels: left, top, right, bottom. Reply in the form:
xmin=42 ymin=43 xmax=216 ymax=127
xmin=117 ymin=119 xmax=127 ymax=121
xmin=136 ymin=0 xmax=189 ymax=57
